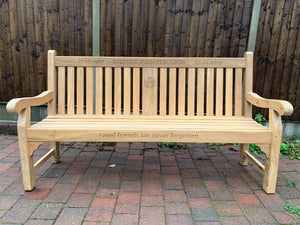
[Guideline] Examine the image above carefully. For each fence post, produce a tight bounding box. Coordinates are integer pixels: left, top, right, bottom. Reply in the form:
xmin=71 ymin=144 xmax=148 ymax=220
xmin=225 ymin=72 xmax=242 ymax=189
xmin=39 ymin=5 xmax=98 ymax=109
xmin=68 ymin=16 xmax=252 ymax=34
xmin=247 ymin=0 xmax=261 ymax=52
xmin=93 ymin=0 xmax=100 ymax=113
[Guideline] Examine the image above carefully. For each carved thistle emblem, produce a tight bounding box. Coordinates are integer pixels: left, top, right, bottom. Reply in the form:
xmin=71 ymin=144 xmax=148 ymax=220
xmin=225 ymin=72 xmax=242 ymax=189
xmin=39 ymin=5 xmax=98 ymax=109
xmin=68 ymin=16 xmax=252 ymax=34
xmin=144 ymin=77 xmax=155 ymax=88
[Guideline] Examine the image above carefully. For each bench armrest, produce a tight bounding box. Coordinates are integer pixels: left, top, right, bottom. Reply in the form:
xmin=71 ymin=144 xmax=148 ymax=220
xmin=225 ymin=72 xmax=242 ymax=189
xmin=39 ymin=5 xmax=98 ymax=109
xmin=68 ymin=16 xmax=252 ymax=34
xmin=6 ymin=90 xmax=54 ymax=114
xmin=246 ymin=92 xmax=293 ymax=116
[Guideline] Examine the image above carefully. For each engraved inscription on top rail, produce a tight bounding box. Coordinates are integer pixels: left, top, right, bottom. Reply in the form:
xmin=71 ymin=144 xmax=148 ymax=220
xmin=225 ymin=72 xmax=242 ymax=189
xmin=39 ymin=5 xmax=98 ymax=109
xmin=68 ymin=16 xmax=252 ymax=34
xmin=112 ymin=59 xmax=187 ymax=66
xmin=78 ymin=58 xmax=105 ymax=65
xmin=77 ymin=58 xmax=223 ymax=67
xmin=77 ymin=58 xmax=188 ymax=66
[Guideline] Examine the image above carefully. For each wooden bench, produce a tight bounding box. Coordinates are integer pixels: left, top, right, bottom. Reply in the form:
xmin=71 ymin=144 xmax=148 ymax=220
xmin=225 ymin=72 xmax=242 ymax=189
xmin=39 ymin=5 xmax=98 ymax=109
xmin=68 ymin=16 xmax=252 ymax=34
xmin=7 ymin=50 xmax=293 ymax=193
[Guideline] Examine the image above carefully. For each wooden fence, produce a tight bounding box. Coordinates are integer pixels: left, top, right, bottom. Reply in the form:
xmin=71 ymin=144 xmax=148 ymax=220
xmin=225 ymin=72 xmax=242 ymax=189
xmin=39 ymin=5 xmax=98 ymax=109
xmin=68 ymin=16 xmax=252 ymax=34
xmin=0 ymin=0 xmax=92 ymax=101
xmin=0 ymin=0 xmax=299 ymax=120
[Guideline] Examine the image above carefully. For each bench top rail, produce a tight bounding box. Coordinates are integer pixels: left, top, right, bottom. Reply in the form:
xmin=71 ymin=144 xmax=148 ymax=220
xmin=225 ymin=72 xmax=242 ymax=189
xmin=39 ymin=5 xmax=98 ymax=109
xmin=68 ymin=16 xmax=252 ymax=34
xmin=54 ymin=56 xmax=246 ymax=68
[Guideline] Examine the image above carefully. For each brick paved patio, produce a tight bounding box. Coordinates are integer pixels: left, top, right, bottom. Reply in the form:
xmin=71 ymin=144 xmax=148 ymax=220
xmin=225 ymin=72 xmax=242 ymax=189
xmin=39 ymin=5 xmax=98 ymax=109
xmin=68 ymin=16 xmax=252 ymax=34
xmin=0 ymin=135 xmax=299 ymax=224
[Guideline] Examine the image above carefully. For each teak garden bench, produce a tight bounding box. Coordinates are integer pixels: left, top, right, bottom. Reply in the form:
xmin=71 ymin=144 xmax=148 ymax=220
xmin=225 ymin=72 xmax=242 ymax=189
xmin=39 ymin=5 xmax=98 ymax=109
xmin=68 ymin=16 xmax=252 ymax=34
xmin=7 ymin=50 xmax=293 ymax=193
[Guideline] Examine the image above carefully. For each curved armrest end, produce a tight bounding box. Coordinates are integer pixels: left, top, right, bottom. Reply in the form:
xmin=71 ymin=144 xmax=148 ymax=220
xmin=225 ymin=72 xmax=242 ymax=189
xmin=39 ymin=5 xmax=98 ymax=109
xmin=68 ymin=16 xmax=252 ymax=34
xmin=280 ymin=100 xmax=293 ymax=116
xmin=6 ymin=99 xmax=21 ymax=114
xmin=6 ymin=91 xmax=54 ymax=114
xmin=246 ymin=92 xmax=294 ymax=116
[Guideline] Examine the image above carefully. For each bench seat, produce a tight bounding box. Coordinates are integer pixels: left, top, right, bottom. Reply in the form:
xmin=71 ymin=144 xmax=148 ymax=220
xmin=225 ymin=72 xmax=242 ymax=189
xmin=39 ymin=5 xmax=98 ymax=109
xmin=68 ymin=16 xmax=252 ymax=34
xmin=28 ymin=116 xmax=271 ymax=143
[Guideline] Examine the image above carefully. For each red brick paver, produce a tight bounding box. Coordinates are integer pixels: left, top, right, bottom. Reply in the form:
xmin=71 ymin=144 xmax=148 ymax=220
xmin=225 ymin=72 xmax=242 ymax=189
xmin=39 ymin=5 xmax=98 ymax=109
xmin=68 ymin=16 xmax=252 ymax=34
xmin=0 ymin=136 xmax=298 ymax=224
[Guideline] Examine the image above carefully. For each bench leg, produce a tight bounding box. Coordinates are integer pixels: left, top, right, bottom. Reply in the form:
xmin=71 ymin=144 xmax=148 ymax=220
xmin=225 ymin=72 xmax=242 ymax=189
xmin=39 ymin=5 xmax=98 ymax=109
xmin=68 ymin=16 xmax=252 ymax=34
xmin=263 ymin=143 xmax=280 ymax=193
xmin=50 ymin=142 xmax=60 ymax=164
xmin=239 ymin=144 xmax=249 ymax=165
xmin=17 ymin=108 xmax=35 ymax=191
xmin=19 ymin=138 xmax=35 ymax=191
xmin=263 ymin=110 xmax=282 ymax=194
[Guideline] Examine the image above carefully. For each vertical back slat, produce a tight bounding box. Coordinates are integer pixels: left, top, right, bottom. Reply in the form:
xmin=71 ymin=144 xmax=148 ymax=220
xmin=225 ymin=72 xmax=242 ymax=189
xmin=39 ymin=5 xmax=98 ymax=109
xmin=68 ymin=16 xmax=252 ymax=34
xmin=169 ymin=68 xmax=176 ymax=116
xmin=53 ymin=56 xmax=248 ymax=119
xmin=76 ymin=67 xmax=84 ymax=114
xmin=206 ymin=68 xmax=214 ymax=116
xmin=187 ymin=68 xmax=195 ymax=116
xmin=197 ymin=68 xmax=205 ymax=116
xmin=178 ymin=68 xmax=186 ymax=116
xmin=123 ymin=68 xmax=131 ymax=115
xmin=114 ymin=68 xmax=122 ymax=115
xmin=142 ymin=68 xmax=158 ymax=115
xmin=160 ymin=68 xmax=167 ymax=116
xmin=216 ymin=68 xmax=224 ymax=116
xmin=105 ymin=68 xmax=112 ymax=115
xmin=67 ymin=67 xmax=75 ymax=114
xmin=47 ymin=50 xmax=57 ymax=115
xmin=57 ymin=67 xmax=65 ymax=114
xmin=235 ymin=68 xmax=243 ymax=116
xmin=225 ymin=68 xmax=233 ymax=116
xmin=95 ymin=67 xmax=103 ymax=115
xmin=86 ymin=67 xmax=93 ymax=114
xmin=244 ymin=52 xmax=253 ymax=117
xmin=132 ymin=68 xmax=140 ymax=115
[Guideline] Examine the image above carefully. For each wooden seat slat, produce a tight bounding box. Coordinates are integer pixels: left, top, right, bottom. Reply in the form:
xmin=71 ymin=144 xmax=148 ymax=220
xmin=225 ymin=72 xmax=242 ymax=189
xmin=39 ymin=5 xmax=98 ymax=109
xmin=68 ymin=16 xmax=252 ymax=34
xmin=46 ymin=114 xmax=255 ymax=120
xmin=33 ymin=117 xmax=265 ymax=125
xmin=31 ymin=124 xmax=266 ymax=131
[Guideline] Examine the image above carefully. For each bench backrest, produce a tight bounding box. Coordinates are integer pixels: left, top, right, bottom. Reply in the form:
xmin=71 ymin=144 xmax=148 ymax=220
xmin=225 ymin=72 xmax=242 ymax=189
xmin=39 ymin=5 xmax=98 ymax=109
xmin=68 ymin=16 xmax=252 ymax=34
xmin=47 ymin=51 xmax=253 ymax=117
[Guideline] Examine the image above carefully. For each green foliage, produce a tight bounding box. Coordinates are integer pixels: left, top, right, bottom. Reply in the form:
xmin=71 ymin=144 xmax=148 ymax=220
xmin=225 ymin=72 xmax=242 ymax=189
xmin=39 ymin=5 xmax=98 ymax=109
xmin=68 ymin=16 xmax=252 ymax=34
xmin=205 ymin=133 xmax=299 ymax=160
xmin=103 ymin=142 xmax=115 ymax=147
xmin=247 ymin=135 xmax=300 ymax=159
xmin=254 ymin=113 xmax=266 ymax=123
xmin=280 ymin=142 xmax=290 ymax=155
xmin=249 ymin=143 xmax=263 ymax=155
xmin=280 ymin=136 xmax=300 ymax=160
xmin=285 ymin=204 xmax=300 ymax=219
xmin=285 ymin=182 xmax=295 ymax=188
xmin=207 ymin=143 xmax=225 ymax=146
xmin=158 ymin=142 xmax=191 ymax=150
